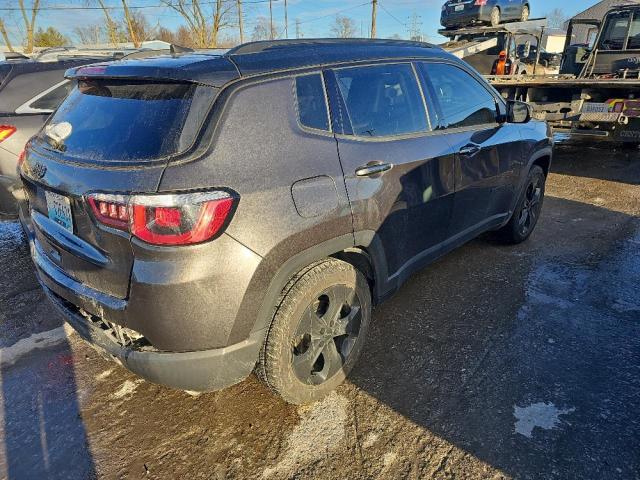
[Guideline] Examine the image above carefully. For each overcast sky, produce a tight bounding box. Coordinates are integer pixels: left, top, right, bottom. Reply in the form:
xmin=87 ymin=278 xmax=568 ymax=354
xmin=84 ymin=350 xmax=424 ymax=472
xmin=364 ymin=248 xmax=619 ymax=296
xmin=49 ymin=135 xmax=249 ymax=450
xmin=2 ymin=0 xmax=594 ymax=46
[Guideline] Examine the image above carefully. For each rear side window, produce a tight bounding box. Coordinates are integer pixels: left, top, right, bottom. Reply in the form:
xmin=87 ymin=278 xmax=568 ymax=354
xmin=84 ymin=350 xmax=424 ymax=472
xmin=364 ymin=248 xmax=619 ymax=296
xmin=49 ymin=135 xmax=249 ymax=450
xmin=420 ymin=63 xmax=497 ymax=129
xmin=295 ymin=74 xmax=330 ymax=131
xmin=37 ymin=79 xmax=216 ymax=162
xmin=333 ymin=64 xmax=428 ymax=137
xmin=29 ymin=81 xmax=72 ymax=111
xmin=16 ymin=80 xmax=73 ymax=113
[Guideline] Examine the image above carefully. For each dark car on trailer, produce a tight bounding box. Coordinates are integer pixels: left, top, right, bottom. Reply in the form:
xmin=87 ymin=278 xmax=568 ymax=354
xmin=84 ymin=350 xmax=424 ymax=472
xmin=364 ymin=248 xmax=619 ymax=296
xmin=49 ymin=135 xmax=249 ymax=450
xmin=441 ymin=0 xmax=531 ymax=28
xmin=17 ymin=39 xmax=552 ymax=404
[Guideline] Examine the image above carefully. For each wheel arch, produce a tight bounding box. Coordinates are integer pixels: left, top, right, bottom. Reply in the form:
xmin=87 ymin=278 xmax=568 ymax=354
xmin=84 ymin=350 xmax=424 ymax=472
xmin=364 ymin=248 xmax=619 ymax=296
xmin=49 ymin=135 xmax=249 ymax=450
xmin=249 ymin=232 xmax=390 ymax=340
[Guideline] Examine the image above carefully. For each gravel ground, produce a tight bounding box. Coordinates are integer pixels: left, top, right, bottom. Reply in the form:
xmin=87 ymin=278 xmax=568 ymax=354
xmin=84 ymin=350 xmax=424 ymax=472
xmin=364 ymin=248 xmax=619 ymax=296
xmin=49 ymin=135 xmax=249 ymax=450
xmin=0 ymin=142 xmax=638 ymax=479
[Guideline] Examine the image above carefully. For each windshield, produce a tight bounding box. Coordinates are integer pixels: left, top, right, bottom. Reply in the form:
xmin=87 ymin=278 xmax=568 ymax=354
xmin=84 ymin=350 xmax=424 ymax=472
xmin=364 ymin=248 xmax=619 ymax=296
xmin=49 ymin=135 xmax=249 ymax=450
xmin=37 ymin=79 xmax=216 ymax=162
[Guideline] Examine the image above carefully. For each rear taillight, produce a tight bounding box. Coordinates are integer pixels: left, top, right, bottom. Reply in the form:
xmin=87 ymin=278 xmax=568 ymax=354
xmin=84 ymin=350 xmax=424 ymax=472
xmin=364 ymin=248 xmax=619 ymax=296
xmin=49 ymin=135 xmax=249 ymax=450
xmin=475 ymin=0 xmax=488 ymax=5
xmin=0 ymin=125 xmax=16 ymax=143
xmin=87 ymin=191 xmax=236 ymax=246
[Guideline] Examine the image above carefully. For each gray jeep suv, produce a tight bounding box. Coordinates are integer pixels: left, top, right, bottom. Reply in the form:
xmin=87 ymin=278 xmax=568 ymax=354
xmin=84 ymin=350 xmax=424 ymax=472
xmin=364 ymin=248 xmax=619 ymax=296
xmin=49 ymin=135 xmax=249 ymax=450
xmin=17 ymin=39 xmax=552 ymax=404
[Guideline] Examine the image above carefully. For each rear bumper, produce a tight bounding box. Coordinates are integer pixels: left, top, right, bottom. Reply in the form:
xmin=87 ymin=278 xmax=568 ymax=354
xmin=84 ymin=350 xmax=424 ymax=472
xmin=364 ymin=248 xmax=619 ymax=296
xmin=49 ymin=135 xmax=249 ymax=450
xmin=43 ymin=285 xmax=262 ymax=391
xmin=18 ymin=202 xmax=265 ymax=391
xmin=441 ymin=6 xmax=488 ymax=27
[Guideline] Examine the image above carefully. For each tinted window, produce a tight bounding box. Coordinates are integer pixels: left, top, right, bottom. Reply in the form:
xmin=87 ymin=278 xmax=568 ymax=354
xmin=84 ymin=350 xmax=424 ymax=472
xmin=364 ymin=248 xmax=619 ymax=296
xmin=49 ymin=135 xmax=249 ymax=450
xmin=599 ymin=12 xmax=631 ymax=50
xmin=333 ymin=64 xmax=428 ymax=137
xmin=628 ymin=12 xmax=640 ymax=49
xmin=37 ymin=79 xmax=216 ymax=162
xmin=421 ymin=63 xmax=497 ymax=129
xmin=296 ymin=74 xmax=330 ymax=131
xmin=28 ymin=81 xmax=73 ymax=111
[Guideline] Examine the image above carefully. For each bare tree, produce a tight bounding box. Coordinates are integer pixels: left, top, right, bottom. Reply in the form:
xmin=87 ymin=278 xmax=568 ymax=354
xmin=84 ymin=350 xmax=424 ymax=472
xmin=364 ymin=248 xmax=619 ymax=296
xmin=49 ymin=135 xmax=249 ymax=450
xmin=546 ymin=8 xmax=568 ymax=30
xmin=330 ymin=15 xmax=356 ymax=39
xmin=18 ymin=0 xmax=41 ymax=53
xmin=251 ymin=15 xmax=278 ymax=41
xmin=0 ymin=19 xmax=14 ymax=51
xmin=74 ymin=24 xmax=104 ymax=46
xmin=161 ymin=0 xmax=234 ymax=48
xmin=89 ymin=0 xmax=120 ymax=46
xmin=121 ymin=0 xmax=141 ymax=47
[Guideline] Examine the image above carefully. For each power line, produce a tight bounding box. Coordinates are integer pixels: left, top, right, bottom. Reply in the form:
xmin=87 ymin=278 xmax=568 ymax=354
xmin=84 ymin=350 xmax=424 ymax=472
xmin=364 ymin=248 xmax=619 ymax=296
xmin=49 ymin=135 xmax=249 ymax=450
xmin=378 ymin=1 xmax=405 ymax=27
xmin=296 ymin=2 xmax=369 ymax=26
xmin=0 ymin=0 xmax=276 ymax=11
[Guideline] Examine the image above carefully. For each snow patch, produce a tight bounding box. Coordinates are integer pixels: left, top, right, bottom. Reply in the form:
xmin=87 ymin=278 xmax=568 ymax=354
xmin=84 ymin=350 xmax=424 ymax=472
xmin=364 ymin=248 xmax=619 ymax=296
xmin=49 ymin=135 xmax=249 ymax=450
xmin=0 ymin=324 xmax=75 ymax=366
xmin=262 ymin=392 xmax=348 ymax=478
xmin=382 ymin=451 xmax=397 ymax=467
xmin=95 ymin=369 xmax=114 ymax=381
xmin=0 ymin=221 xmax=25 ymax=250
xmin=110 ymin=379 xmax=144 ymax=399
xmin=514 ymin=402 xmax=575 ymax=438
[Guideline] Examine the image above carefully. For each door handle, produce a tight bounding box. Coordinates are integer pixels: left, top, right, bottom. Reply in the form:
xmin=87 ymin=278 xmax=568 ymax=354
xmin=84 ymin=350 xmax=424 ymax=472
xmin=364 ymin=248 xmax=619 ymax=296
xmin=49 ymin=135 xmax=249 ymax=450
xmin=459 ymin=145 xmax=481 ymax=157
xmin=355 ymin=162 xmax=393 ymax=177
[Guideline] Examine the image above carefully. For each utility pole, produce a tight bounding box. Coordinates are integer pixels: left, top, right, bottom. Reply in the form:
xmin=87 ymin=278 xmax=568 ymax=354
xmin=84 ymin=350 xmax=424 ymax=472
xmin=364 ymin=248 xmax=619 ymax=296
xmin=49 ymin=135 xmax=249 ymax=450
xmin=237 ymin=0 xmax=244 ymax=44
xmin=269 ymin=0 xmax=274 ymax=40
xmin=295 ymin=18 xmax=302 ymax=39
xmin=407 ymin=11 xmax=422 ymax=41
xmin=284 ymin=0 xmax=288 ymax=38
xmin=371 ymin=0 xmax=377 ymax=39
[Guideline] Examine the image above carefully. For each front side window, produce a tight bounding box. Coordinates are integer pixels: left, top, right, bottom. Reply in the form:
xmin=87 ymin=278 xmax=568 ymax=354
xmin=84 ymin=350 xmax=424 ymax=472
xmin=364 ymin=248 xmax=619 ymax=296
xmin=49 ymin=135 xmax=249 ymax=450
xmin=421 ymin=63 xmax=497 ymax=129
xmin=599 ymin=12 xmax=631 ymax=50
xmin=295 ymin=74 xmax=330 ymax=131
xmin=333 ymin=63 xmax=428 ymax=137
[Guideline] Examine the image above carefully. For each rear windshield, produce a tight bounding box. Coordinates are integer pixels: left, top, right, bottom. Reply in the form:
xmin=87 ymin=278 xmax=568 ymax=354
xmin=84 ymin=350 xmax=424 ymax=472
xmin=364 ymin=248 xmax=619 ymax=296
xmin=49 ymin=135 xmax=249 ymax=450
xmin=37 ymin=79 xmax=216 ymax=162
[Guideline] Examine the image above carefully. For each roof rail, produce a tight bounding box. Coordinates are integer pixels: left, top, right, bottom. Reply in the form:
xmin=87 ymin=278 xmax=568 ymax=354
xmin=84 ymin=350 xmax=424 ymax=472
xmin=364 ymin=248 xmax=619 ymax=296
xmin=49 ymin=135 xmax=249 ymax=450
xmin=227 ymin=38 xmax=436 ymax=56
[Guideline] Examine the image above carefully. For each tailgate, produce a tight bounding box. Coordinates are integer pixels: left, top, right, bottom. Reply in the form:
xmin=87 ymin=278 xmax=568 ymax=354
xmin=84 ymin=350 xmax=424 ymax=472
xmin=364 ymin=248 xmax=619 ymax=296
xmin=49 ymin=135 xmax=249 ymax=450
xmin=21 ymin=150 xmax=165 ymax=299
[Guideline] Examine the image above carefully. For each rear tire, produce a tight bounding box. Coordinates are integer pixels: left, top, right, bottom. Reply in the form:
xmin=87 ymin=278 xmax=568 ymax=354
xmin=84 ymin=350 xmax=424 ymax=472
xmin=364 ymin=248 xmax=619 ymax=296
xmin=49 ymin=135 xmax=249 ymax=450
xmin=258 ymin=259 xmax=372 ymax=404
xmin=520 ymin=5 xmax=530 ymax=22
xmin=495 ymin=165 xmax=546 ymax=244
xmin=490 ymin=7 xmax=501 ymax=26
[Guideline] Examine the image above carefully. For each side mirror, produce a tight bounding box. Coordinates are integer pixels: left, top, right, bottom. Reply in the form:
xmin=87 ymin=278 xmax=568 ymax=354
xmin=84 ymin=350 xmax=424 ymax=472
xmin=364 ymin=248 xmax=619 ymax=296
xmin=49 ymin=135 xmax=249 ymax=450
xmin=506 ymin=100 xmax=532 ymax=124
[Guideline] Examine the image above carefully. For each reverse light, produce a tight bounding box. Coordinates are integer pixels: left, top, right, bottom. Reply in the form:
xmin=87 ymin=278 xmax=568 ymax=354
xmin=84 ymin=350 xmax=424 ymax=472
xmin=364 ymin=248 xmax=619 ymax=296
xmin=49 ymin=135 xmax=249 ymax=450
xmin=87 ymin=191 xmax=236 ymax=246
xmin=0 ymin=125 xmax=16 ymax=143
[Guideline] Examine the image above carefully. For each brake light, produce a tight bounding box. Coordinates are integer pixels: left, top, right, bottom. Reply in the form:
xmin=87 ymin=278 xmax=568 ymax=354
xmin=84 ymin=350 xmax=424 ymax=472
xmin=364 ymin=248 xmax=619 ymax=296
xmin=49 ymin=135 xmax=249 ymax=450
xmin=0 ymin=125 xmax=16 ymax=143
xmin=87 ymin=191 xmax=236 ymax=246
xmin=475 ymin=0 xmax=488 ymax=5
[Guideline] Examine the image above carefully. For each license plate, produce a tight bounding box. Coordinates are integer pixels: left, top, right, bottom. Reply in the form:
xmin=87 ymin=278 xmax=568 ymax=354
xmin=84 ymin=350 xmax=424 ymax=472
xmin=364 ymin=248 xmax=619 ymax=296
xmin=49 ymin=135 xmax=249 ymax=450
xmin=455 ymin=4 xmax=464 ymax=11
xmin=582 ymin=102 xmax=609 ymax=113
xmin=45 ymin=191 xmax=73 ymax=233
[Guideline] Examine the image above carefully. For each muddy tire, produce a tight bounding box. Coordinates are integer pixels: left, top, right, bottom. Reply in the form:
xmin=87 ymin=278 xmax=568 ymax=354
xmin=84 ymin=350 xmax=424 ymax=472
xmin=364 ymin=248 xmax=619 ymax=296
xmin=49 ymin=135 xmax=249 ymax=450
xmin=490 ymin=7 xmax=501 ymax=26
xmin=520 ymin=5 xmax=530 ymax=22
xmin=495 ymin=165 xmax=546 ymax=244
xmin=258 ymin=259 xmax=371 ymax=404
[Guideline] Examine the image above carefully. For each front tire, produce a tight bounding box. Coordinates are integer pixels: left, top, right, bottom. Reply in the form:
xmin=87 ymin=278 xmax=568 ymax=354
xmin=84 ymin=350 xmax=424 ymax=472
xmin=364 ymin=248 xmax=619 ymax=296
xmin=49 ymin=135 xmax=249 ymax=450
xmin=520 ymin=5 xmax=530 ymax=22
xmin=258 ymin=259 xmax=372 ymax=404
xmin=490 ymin=7 xmax=501 ymax=26
xmin=495 ymin=165 xmax=546 ymax=244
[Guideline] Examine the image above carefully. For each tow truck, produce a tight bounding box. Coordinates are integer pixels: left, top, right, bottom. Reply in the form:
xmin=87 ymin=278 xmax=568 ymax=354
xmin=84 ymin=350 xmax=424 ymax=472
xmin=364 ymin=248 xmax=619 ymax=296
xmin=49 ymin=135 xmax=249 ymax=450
xmin=485 ymin=4 xmax=640 ymax=144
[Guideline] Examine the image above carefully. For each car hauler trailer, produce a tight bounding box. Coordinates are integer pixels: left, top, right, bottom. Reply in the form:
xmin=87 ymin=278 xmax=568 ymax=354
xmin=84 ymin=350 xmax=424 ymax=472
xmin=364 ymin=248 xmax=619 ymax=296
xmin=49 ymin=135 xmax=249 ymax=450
xmin=439 ymin=19 xmax=549 ymax=75
xmin=486 ymin=5 xmax=640 ymax=144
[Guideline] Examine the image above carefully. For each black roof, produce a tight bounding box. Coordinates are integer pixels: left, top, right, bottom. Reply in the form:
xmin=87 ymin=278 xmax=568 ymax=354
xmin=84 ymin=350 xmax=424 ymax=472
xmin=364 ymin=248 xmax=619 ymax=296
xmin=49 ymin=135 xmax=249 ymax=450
xmin=572 ymin=0 xmax=640 ymax=21
xmin=66 ymin=38 xmax=448 ymax=87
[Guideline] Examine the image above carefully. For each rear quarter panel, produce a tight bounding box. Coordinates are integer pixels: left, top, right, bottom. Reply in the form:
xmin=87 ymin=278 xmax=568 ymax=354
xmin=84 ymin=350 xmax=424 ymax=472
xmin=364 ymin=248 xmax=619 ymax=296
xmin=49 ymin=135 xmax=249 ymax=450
xmin=159 ymin=75 xmax=354 ymax=342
